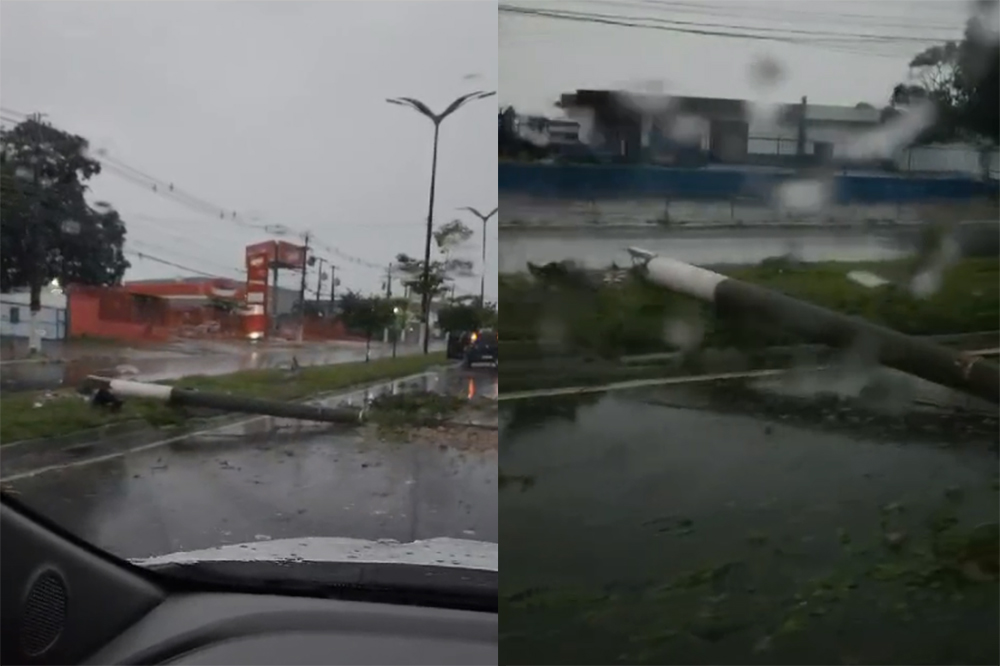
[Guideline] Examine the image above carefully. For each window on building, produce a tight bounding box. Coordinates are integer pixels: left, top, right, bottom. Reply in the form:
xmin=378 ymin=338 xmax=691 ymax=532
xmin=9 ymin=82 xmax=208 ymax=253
xmin=9 ymin=307 xmax=20 ymax=324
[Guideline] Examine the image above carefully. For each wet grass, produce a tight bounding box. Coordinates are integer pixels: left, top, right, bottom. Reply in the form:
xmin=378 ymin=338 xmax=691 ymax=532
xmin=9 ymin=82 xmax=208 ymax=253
xmin=0 ymin=353 xmax=446 ymax=444
xmin=500 ymin=257 xmax=1000 ymax=357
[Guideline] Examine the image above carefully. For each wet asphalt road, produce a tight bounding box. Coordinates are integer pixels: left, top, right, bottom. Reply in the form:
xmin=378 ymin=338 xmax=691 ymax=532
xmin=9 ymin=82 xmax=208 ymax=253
xmin=500 ymin=378 xmax=999 ymax=665
xmin=0 ymin=341 xmax=443 ymax=393
xmin=3 ymin=367 xmax=498 ymax=560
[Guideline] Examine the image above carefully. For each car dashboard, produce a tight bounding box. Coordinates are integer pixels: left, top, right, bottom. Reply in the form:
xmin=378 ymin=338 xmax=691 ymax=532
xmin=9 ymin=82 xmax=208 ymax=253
xmin=1 ymin=495 xmax=496 ymax=666
xmin=85 ymin=591 xmax=496 ymax=665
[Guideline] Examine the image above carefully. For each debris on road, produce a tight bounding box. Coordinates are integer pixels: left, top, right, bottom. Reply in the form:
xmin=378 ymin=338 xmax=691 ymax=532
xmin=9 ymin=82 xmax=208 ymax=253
xmin=363 ymin=391 xmax=498 ymax=452
xmin=366 ymin=392 xmax=467 ymax=428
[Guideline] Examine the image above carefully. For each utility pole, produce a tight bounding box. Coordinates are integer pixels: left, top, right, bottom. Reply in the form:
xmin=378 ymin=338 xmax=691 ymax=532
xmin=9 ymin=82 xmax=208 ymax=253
xmin=328 ymin=264 xmax=337 ymax=312
xmin=270 ymin=261 xmax=280 ymax=333
xmin=26 ymin=113 xmax=49 ymax=356
xmin=297 ymin=233 xmax=311 ymax=342
xmin=383 ymin=264 xmax=395 ymax=348
xmin=629 ymin=247 xmax=1000 ymax=405
xmin=314 ymin=257 xmax=326 ymax=303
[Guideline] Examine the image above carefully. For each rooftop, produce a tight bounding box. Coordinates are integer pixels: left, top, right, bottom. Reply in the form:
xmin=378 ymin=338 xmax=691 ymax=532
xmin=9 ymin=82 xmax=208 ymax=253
xmin=559 ymin=90 xmax=880 ymax=125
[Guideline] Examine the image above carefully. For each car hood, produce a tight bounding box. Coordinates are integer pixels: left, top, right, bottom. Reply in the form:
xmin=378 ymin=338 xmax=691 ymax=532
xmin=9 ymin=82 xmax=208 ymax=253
xmin=129 ymin=536 xmax=498 ymax=572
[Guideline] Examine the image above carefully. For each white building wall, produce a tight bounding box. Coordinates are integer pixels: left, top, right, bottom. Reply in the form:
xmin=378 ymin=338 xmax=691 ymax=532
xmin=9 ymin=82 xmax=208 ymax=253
xmin=895 ymin=144 xmax=999 ymax=176
xmin=0 ymin=291 xmax=68 ymax=340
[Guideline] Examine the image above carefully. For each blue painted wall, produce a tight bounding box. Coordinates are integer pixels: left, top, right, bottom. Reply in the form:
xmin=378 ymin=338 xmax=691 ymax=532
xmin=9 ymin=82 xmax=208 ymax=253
xmin=499 ymin=163 xmax=997 ymax=203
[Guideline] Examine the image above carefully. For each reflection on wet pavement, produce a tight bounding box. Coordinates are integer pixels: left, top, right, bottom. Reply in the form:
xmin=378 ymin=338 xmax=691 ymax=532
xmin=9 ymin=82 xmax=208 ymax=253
xmin=500 ymin=386 xmax=998 ymax=665
xmin=330 ymin=367 xmax=498 ymax=409
xmin=3 ymin=367 xmax=499 ymax=560
xmin=0 ymin=342 xmax=446 ymax=393
xmin=9 ymin=420 xmax=496 ymax=560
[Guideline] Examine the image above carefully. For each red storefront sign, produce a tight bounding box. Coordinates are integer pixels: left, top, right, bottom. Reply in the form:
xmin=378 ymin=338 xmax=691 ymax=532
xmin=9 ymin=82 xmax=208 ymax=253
xmin=241 ymin=239 xmax=307 ymax=339
xmin=244 ymin=245 xmax=271 ymax=339
xmin=276 ymin=241 xmax=306 ymax=269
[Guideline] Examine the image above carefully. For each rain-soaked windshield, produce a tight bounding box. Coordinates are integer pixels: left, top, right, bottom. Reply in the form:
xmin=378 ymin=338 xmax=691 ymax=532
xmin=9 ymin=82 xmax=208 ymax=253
xmin=0 ymin=1 xmax=497 ymax=587
xmin=500 ymin=1 xmax=998 ymax=664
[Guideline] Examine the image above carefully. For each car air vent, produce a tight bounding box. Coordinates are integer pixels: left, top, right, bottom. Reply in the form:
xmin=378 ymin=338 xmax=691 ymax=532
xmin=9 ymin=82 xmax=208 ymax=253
xmin=21 ymin=569 xmax=68 ymax=657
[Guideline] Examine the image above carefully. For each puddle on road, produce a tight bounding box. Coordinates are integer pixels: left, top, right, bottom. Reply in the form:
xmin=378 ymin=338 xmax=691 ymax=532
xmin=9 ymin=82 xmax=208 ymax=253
xmin=326 ymin=368 xmax=498 ymax=410
xmin=500 ymin=388 xmax=998 ymax=665
xmin=323 ymin=369 xmax=499 ymax=454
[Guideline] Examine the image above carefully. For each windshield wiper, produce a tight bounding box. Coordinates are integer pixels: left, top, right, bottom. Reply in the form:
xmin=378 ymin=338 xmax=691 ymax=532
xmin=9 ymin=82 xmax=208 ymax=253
xmin=147 ymin=560 xmax=498 ymax=614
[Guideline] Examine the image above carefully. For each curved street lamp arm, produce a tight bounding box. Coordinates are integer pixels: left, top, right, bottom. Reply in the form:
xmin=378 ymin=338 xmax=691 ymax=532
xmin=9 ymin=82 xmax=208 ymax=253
xmin=386 ymin=97 xmax=436 ymax=122
xmin=459 ymin=206 xmax=498 ymax=222
xmin=440 ymin=90 xmax=498 ymax=121
xmin=388 ymin=91 xmax=497 ymax=124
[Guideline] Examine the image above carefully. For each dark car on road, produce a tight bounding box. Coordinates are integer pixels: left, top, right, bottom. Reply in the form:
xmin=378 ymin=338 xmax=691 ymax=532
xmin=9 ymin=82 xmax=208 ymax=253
xmin=464 ymin=330 xmax=498 ymax=368
xmin=447 ymin=331 xmax=473 ymax=360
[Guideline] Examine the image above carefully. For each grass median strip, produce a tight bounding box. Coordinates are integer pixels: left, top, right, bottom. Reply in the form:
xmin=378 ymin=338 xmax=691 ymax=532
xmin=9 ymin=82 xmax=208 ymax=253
xmin=0 ymin=353 xmax=447 ymax=445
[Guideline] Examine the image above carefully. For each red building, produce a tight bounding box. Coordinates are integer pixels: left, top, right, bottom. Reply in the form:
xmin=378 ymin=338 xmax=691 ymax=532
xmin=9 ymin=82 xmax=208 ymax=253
xmin=67 ymin=277 xmax=246 ymax=343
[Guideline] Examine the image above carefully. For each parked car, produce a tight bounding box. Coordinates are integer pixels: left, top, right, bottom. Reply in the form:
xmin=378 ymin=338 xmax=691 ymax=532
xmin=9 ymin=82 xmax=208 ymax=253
xmin=464 ymin=329 xmax=498 ymax=368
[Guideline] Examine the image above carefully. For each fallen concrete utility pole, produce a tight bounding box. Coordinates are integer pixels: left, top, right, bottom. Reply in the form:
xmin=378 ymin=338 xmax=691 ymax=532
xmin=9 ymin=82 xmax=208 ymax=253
xmin=627 ymin=247 xmax=1000 ymax=405
xmin=85 ymin=376 xmax=365 ymax=424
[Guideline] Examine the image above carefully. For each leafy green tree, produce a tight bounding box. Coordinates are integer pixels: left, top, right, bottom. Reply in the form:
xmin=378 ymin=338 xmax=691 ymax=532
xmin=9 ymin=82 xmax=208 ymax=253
xmin=337 ymin=291 xmax=395 ymax=361
xmin=1 ymin=118 xmax=130 ymax=297
xmin=481 ymin=301 xmax=498 ymax=329
xmin=437 ymin=299 xmax=497 ymax=333
xmin=395 ymin=219 xmax=475 ymax=303
xmin=887 ymin=9 xmax=999 ymax=145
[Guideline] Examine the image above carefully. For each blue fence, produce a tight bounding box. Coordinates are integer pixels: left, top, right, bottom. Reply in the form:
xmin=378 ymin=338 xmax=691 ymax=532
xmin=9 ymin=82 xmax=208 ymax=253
xmin=499 ymin=163 xmax=998 ymax=203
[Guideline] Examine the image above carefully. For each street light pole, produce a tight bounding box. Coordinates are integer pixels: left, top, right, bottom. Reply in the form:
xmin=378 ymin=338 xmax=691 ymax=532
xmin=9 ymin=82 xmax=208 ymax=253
xmin=387 ymin=90 xmax=496 ymax=354
xmin=459 ymin=206 xmax=498 ymax=306
xmin=297 ymin=232 xmax=311 ymax=343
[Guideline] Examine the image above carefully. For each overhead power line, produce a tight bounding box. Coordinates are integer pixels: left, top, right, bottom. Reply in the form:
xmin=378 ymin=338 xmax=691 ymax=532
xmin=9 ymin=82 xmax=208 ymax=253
xmin=582 ymin=0 xmax=966 ymax=33
xmin=499 ymin=3 xmax=958 ymax=57
xmin=2 ymin=106 xmax=388 ymax=273
xmin=2 ymin=107 xmax=471 ymax=284
xmin=93 ymin=152 xmax=388 ymax=273
xmin=127 ymin=238 xmax=246 ymax=279
xmin=506 ymin=4 xmax=957 ymax=42
xmin=125 ymin=250 xmax=232 ymax=280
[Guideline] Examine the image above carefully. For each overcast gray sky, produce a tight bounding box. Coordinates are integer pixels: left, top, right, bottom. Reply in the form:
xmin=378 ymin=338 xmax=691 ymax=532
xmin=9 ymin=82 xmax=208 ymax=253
xmin=500 ymin=0 xmax=974 ymax=114
xmin=1 ymin=0 xmax=498 ymax=300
